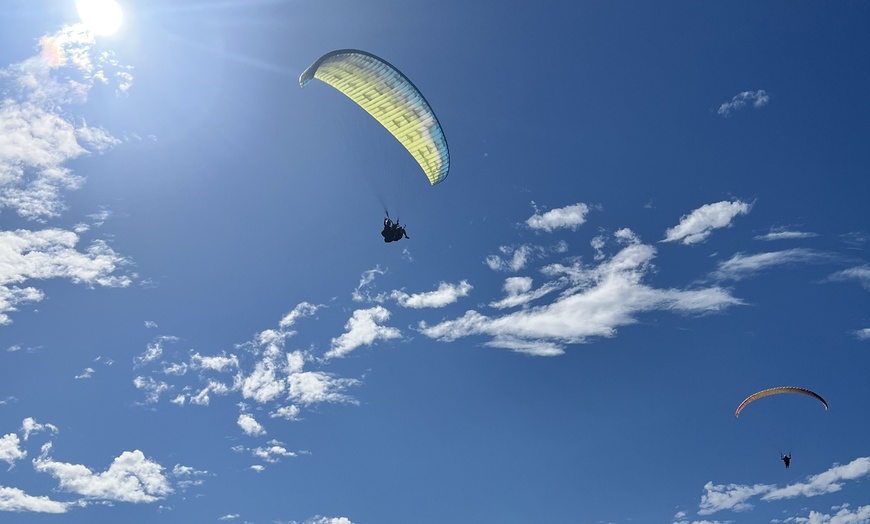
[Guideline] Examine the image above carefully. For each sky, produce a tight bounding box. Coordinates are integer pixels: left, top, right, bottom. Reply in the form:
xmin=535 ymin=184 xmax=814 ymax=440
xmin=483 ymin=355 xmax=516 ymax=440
xmin=1 ymin=1 xmax=869 ymax=523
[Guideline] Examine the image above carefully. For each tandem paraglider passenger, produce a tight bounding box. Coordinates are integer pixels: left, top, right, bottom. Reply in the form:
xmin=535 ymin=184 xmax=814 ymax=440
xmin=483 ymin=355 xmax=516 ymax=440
xmin=381 ymin=214 xmax=410 ymax=243
xmin=781 ymin=453 xmax=791 ymax=468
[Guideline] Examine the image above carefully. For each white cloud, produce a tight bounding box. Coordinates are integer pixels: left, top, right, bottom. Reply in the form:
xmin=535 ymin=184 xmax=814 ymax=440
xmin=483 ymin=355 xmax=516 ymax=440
xmin=352 ymin=267 xmax=387 ymax=303
xmin=33 ymin=445 xmax=173 ymax=503
xmin=269 ymin=405 xmax=301 ymax=421
xmin=251 ymin=442 xmax=296 ymax=463
xmin=171 ymin=464 xmax=208 ymax=490
xmin=0 ymin=433 xmax=27 ymax=466
xmin=190 ymin=352 xmax=239 ymax=372
xmin=134 ymin=336 xmax=179 ymax=368
xmin=249 ymin=465 xmax=265 ymax=472
xmin=828 ymin=265 xmax=870 ymax=290
xmin=421 ymin=231 xmax=742 ymax=355
xmin=219 ymin=514 xmax=241 ymax=521
xmin=489 ymin=276 xmax=561 ymax=309
xmin=278 ymin=301 xmax=320 ymax=330
xmin=20 ymin=417 xmax=58 ymax=441
xmin=485 ymin=245 xmax=534 ymax=272
xmin=713 ymin=248 xmax=830 ymax=280
xmin=0 ymin=486 xmax=68 ymax=513
xmin=763 ymin=457 xmax=870 ymax=500
xmin=325 ymin=306 xmax=402 ymax=359
xmin=717 ymin=89 xmax=769 ymax=116
xmin=237 ymin=414 xmax=266 ymax=437
xmin=133 ymin=376 xmax=170 ymax=404
xmin=697 ymin=457 xmax=870 ymax=515
xmin=754 ymin=228 xmax=818 ymax=241
xmin=698 ymin=481 xmax=773 ymax=514
xmin=391 ymin=280 xmax=472 ymax=308
xmin=854 ymin=328 xmax=870 ymax=341
xmin=0 ymin=229 xmax=130 ymax=324
xmin=144 ymin=320 xmax=158 ymax=328
xmin=662 ymin=200 xmax=751 ymax=244
xmin=75 ymin=367 xmax=95 ymax=379
xmin=786 ymin=504 xmax=870 ymax=524
xmin=287 ymin=372 xmax=359 ymax=406
xmin=526 ymin=202 xmax=590 ymax=232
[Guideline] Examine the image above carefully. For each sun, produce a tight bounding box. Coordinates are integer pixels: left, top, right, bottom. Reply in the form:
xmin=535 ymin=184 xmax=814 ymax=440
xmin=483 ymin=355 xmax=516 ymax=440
xmin=76 ymin=0 xmax=123 ymax=36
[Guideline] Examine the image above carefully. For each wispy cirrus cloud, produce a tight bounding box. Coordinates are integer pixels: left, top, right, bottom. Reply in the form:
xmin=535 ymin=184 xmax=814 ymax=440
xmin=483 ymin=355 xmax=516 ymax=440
xmin=717 ymin=89 xmax=769 ymax=117
xmin=697 ymin=457 xmax=870 ymax=516
xmin=827 ymin=265 xmax=870 ymax=290
xmin=712 ymin=248 xmax=832 ymax=280
xmin=754 ymin=227 xmax=818 ymax=241
xmin=662 ymin=200 xmax=751 ymax=245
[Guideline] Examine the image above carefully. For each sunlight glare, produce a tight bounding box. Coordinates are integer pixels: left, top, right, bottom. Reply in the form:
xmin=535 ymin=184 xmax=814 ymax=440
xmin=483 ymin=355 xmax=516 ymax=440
xmin=76 ymin=0 xmax=123 ymax=36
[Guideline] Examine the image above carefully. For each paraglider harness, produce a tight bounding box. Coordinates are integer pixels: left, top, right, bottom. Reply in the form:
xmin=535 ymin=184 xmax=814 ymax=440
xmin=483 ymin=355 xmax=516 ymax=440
xmin=382 ymin=211 xmax=409 ymax=243
xmin=781 ymin=453 xmax=791 ymax=468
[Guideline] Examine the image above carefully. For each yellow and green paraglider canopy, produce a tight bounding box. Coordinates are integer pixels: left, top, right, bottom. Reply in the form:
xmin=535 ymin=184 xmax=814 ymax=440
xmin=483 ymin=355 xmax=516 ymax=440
xmin=299 ymin=49 xmax=450 ymax=186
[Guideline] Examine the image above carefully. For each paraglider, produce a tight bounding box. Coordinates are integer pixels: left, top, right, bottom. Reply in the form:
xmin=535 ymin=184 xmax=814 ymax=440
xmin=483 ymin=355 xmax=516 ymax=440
xmin=381 ymin=213 xmax=409 ymax=243
xmin=299 ymin=49 xmax=449 ymax=242
xmin=735 ymin=386 xmax=827 ymax=469
xmin=734 ymin=386 xmax=828 ymax=418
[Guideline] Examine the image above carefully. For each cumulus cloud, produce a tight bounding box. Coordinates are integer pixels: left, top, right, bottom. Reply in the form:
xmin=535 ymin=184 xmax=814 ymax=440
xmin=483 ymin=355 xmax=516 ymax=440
xmin=0 ymin=486 xmax=68 ymax=513
xmin=325 ymin=306 xmax=402 ymax=359
xmin=190 ymin=352 xmax=239 ymax=372
xmin=33 ymin=444 xmax=173 ymax=503
xmin=526 ymin=202 xmax=590 ymax=232
xmin=713 ymin=248 xmax=831 ymax=280
xmin=391 ymin=280 xmax=472 ymax=308
xmin=786 ymin=504 xmax=870 ymax=524
xmin=697 ymin=457 xmax=870 ymax=515
xmin=854 ymin=328 xmax=870 ymax=341
xmin=421 ymin=230 xmax=742 ymax=355
xmin=0 ymin=433 xmax=27 ymax=466
xmin=237 ymin=414 xmax=266 ymax=437
xmin=133 ymin=376 xmax=170 ymax=404
xmin=662 ymin=200 xmax=751 ymax=245
xmin=0 ymin=229 xmax=131 ymax=324
xmin=717 ymin=89 xmax=769 ymax=116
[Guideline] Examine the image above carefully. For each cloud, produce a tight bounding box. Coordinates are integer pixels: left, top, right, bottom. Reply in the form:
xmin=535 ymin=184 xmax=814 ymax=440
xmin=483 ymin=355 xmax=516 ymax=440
xmin=74 ymin=367 xmax=95 ymax=379
xmin=485 ymin=245 xmax=535 ymax=272
xmin=662 ymin=200 xmax=751 ymax=244
xmin=0 ymin=229 xmax=131 ymax=324
xmin=762 ymin=457 xmax=870 ymax=500
xmin=21 ymin=417 xmax=58 ymax=441
xmin=421 ymin=230 xmax=742 ymax=355
xmin=325 ymin=306 xmax=402 ymax=359
xmin=133 ymin=376 xmax=170 ymax=404
xmin=697 ymin=457 xmax=870 ymax=515
xmin=827 ymin=265 xmax=870 ymax=290
xmin=713 ymin=248 xmax=831 ymax=280
xmin=352 ymin=267 xmax=387 ymax=303
xmin=698 ymin=481 xmax=774 ymax=514
xmin=488 ymin=276 xmax=562 ymax=309
xmin=391 ymin=280 xmax=472 ymax=308
xmin=33 ymin=444 xmax=173 ymax=503
xmin=136 ymin=304 xmax=361 ymax=438
xmin=219 ymin=514 xmax=241 ymax=521
xmin=786 ymin=504 xmax=870 ymax=524
xmin=237 ymin=414 xmax=266 ymax=437
xmin=0 ymin=26 xmax=131 ymax=221
xmin=526 ymin=202 xmax=590 ymax=232
xmin=717 ymin=89 xmax=769 ymax=116
xmin=144 ymin=320 xmax=158 ymax=328
xmin=0 ymin=486 xmax=68 ymax=513
xmin=251 ymin=442 xmax=296 ymax=463
xmin=134 ymin=336 xmax=179 ymax=368
xmin=854 ymin=328 xmax=870 ymax=341
xmin=754 ymin=228 xmax=818 ymax=241
xmin=0 ymin=433 xmax=27 ymax=466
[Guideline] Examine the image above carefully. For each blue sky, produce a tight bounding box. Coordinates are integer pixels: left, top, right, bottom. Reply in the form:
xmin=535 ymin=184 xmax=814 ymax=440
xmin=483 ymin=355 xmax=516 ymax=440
xmin=1 ymin=1 xmax=869 ymax=523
